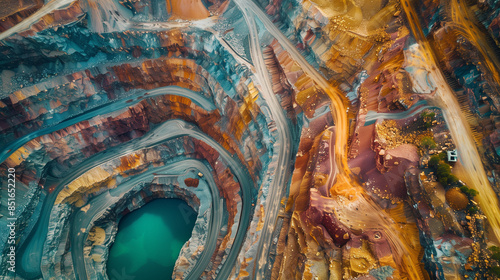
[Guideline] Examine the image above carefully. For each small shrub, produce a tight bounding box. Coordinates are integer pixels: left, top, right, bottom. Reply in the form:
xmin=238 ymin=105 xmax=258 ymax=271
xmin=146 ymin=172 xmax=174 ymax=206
xmin=490 ymin=266 xmax=500 ymax=277
xmin=436 ymin=163 xmax=452 ymax=178
xmin=439 ymin=152 xmax=447 ymax=161
xmin=459 ymin=186 xmax=479 ymax=198
xmin=421 ymin=111 xmax=436 ymax=128
xmin=468 ymin=205 xmax=479 ymax=214
xmin=439 ymin=176 xmax=449 ymax=186
xmin=421 ymin=136 xmax=437 ymax=149
xmin=428 ymin=155 xmax=441 ymax=168
xmin=467 ymin=188 xmax=479 ymax=198
xmin=447 ymin=175 xmax=459 ymax=185
xmin=490 ymin=246 xmax=500 ymax=253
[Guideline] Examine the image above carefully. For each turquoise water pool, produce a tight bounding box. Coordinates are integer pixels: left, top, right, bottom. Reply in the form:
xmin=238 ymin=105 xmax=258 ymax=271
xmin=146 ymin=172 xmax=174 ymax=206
xmin=106 ymin=198 xmax=197 ymax=280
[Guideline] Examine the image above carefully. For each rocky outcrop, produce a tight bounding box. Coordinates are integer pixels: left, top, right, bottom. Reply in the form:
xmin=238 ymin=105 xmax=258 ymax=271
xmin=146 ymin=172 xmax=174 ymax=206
xmin=405 ymin=168 xmax=473 ymax=279
xmin=374 ymin=143 xmax=420 ymax=173
xmin=41 ymin=203 xmax=74 ymax=279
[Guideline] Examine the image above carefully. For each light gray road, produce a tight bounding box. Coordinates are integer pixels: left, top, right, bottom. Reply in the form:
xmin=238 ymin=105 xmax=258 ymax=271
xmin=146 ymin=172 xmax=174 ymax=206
xmin=364 ymin=100 xmax=431 ymax=124
xmin=231 ymin=2 xmax=293 ymax=279
xmin=0 ymin=0 xmax=75 ymax=41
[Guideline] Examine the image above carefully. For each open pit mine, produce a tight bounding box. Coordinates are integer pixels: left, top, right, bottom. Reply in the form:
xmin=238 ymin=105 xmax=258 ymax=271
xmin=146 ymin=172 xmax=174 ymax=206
xmin=2 ymin=0 xmax=500 ymax=279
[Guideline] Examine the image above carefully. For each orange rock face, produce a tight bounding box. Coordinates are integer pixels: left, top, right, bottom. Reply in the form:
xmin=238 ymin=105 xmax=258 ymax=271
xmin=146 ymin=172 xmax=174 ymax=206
xmin=184 ymin=178 xmax=199 ymax=187
xmin=166 ymin=0 xmax=210 ymax=20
